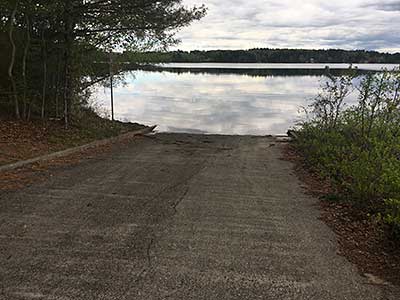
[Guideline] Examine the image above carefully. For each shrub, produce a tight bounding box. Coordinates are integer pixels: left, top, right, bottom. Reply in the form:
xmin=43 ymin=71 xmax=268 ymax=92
xmin=383 ymin=199 xmax=400 ymax=239
xmin=295 ymin=68 xmax=400 ymax=239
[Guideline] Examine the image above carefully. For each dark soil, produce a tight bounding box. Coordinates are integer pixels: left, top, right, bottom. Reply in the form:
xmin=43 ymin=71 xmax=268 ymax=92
xmin=0 ymin=133 xmax=150 ymax=192
xmin=0 ymin=113 xmax=146 ymax=166
xmin=282 ymin=143 xmax=400 ymax=287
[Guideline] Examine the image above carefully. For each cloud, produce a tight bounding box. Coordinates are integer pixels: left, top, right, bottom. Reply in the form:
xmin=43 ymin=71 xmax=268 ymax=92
xmin=174 ymin=0 xmax=400 ymax=52
xmin=363 ymin=1 xmax=400 ymax=12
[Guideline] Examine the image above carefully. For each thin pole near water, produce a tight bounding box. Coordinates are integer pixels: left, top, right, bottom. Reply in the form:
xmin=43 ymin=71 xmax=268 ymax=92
xmin=109 ymin=52 xmax=114 ymax=121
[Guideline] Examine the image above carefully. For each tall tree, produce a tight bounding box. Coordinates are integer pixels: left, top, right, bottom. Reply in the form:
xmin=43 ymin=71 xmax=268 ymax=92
xmin=0 ymin=0 xmax=206 ymax=125
xmin=60 ymin=0 xmax=206 ymax=127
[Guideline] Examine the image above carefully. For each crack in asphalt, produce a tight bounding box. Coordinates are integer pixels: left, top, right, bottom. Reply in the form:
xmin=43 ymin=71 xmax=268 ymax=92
xmin=171 ymin=187 xmax=190 ymax=214
xmin=119 ymin=147 xmax=215 ymax=298
xmin=146 ymin=237 xmax=154 ymax=268
xmin=120 ymin=142 xmax=221 ymax=298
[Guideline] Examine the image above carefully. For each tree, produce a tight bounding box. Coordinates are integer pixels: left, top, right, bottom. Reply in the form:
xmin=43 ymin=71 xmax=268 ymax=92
xmin=0 ymin=0 xmax=207 ymax=125
xmin=60 ymin=0 xmax=207 ymax=127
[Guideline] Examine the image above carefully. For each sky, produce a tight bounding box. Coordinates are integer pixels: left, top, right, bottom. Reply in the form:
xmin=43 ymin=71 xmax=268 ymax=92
xmin=174 ymin=0 xmax=400 ymax=53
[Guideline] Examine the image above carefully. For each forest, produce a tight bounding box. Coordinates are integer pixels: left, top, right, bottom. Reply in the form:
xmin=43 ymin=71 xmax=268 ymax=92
xmin=122 ymin=48 xmax=400 ymax=64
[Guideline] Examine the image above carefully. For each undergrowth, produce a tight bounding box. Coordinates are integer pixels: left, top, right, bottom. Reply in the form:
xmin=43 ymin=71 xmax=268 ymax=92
xmin=295 ymin=68 xmax=400 ymax=239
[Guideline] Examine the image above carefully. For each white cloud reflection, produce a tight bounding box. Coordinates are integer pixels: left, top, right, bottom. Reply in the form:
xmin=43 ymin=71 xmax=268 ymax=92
xmin=95 ymin=70 xmax=323 ymax=135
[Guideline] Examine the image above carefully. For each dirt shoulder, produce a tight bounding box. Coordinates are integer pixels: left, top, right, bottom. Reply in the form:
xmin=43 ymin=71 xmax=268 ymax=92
xmin=0 ymin=115 xmax=146 ymax=167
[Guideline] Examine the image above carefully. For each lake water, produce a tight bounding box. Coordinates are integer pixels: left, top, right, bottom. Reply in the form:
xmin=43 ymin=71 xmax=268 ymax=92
xmin=95 ymin=63 xmax=398 ymax=135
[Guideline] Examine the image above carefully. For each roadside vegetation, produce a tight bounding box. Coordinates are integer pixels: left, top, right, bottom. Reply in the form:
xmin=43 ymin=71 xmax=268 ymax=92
xmin=295 ymin=68 xmax=400 ymax=240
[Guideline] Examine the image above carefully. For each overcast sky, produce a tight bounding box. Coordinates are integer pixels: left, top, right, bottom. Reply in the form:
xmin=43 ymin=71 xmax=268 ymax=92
xmin=174 ymin=0 xmax=400 ymax=53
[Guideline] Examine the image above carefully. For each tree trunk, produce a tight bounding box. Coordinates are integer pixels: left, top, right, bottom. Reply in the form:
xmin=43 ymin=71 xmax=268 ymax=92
xmin=8 ymin=0 xmax=20 ymax=119
xmin=41 ymin=29 xmax=47 ymax=119
xmin=63 ymin=39 xmax=72 ymax=129
xmin=55 ymin=53 xmax=62 ymax=118
xmin=22 ymin=14 xmax=31 ymax=120
xmin=63 ymin=0 xmax=73 ymax=129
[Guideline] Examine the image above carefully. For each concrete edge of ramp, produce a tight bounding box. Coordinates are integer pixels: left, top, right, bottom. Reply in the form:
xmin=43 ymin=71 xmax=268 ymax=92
xmin=0 ymin=125 xmax=157 ymax=173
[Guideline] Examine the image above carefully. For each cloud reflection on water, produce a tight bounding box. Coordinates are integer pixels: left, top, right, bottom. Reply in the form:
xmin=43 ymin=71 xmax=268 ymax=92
xmin=95 ymin=70 xmax=325 ymax=135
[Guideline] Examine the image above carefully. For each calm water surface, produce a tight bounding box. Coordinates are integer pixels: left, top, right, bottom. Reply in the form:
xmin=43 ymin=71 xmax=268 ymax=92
xmin=95 ymin=63 xmax=398 ymax=135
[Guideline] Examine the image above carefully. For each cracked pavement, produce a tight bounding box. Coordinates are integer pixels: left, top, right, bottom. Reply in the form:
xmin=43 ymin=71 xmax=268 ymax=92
xmin=1 ymin=133 xmax=399 ymax=299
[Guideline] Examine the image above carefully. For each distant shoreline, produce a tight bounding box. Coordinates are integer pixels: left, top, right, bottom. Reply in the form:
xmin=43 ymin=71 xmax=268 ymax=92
xmin=119 ymin=48 xmax=400 ymax=65
xmin=155 ymin=62 xmax=399 ymax=71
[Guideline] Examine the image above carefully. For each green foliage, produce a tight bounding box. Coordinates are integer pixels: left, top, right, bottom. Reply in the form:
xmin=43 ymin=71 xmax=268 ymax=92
xmin=0 ymin=0 xmax=207 ymax=121
xmin=383 ymin=199 xmax=400 ymax=239
xmin=296 ymin=69 xmax=400 ymax=238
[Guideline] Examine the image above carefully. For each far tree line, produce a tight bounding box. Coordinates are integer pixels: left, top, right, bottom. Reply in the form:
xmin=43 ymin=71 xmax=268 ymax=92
xmin=121 ymin=48 xmax=400 ymax=64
